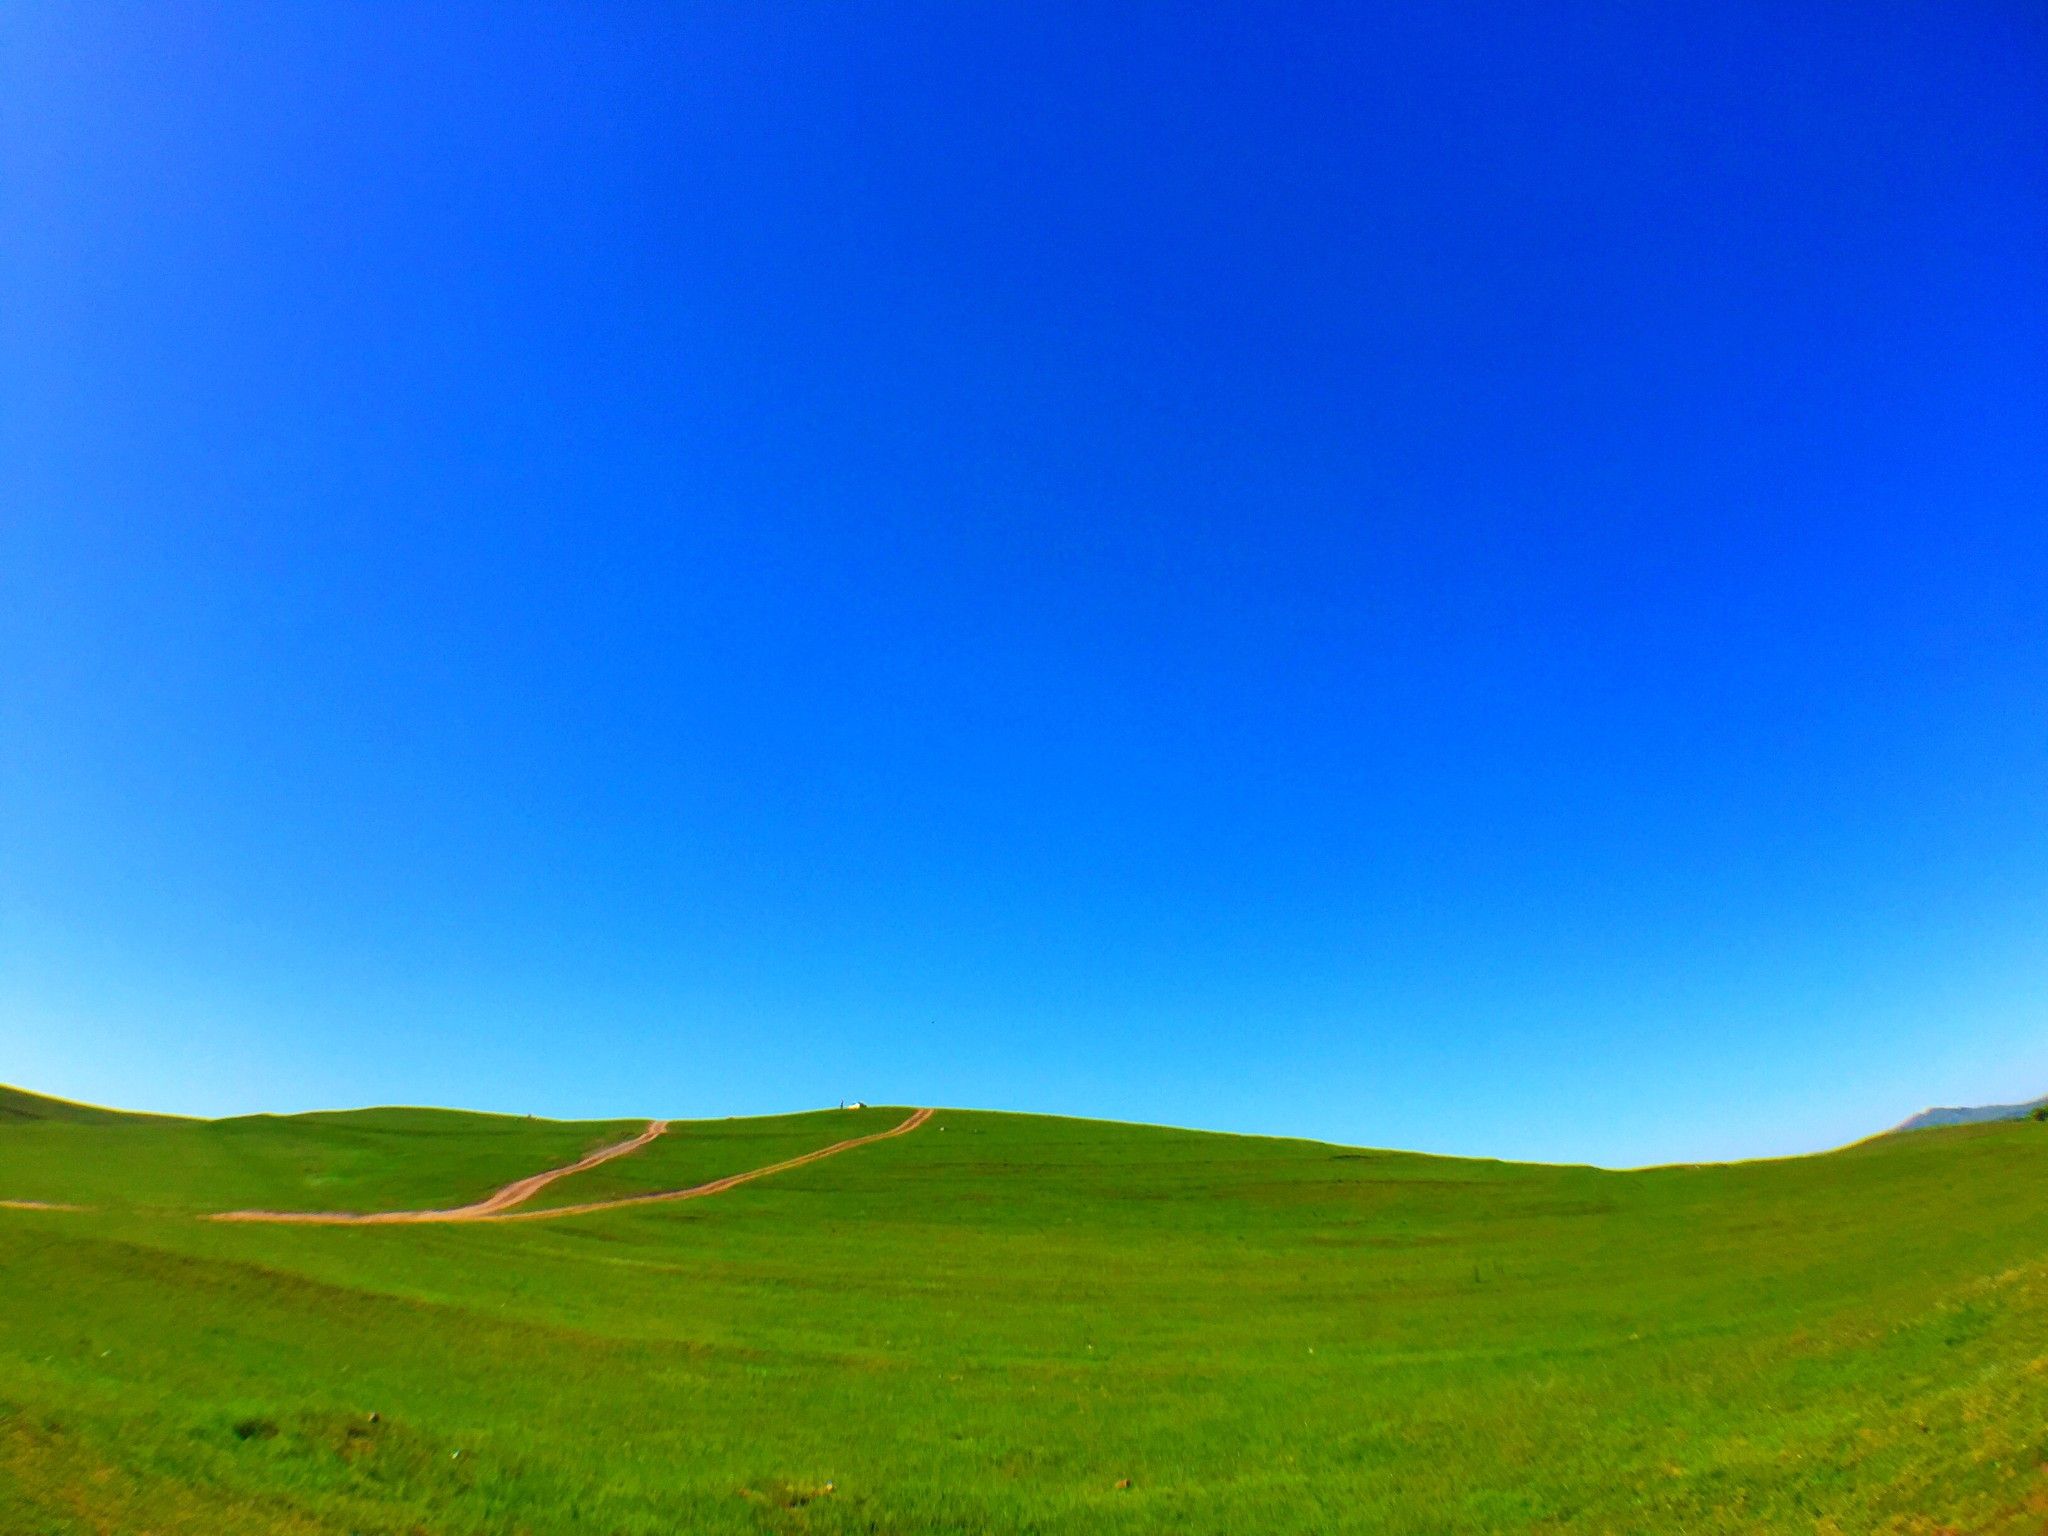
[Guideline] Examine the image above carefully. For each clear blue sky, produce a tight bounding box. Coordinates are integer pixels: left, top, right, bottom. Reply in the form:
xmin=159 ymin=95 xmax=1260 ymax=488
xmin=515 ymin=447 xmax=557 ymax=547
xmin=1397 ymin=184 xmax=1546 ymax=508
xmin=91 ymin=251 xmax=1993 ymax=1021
xmin=3 ymin=3 xmax=2044 ymax=1165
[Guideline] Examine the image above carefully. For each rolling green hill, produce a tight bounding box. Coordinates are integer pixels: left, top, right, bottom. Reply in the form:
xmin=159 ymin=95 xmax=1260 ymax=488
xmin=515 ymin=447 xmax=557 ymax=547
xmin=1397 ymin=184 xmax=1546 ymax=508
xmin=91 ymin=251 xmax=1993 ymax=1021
xmin=0 ymin=1101 xmax=639 ymax=1216
xmin=0 ymin=1084 xmax=187 ymax=1126
xmin=4 ymin=1089 xmax=2047 ymax=1533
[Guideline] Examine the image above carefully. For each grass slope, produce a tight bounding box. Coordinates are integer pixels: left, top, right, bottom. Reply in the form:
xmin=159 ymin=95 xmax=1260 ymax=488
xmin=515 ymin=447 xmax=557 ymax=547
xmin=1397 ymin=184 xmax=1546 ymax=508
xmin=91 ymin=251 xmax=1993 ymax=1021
xmin=5 ymin=1097 xmax=2048 ymax=1533
xmin=0 ymin=1085 xmax=186 ymax=1126
xmin=0 ymin=1095 xmax=639 ymax=1215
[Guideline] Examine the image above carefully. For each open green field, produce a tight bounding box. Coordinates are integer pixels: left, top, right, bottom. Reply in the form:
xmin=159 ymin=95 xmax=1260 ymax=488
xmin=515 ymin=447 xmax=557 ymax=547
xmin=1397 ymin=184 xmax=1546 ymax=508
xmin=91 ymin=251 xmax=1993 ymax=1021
xmin=4 ymin=1085 xmax=2048 ymax=1534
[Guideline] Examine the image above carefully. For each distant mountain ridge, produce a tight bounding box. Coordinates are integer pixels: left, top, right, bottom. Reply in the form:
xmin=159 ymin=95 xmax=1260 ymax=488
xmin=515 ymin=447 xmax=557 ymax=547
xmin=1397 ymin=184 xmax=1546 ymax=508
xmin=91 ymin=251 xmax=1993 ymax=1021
xmin=1893 ymin=1095 xmax=2048 ymax=1133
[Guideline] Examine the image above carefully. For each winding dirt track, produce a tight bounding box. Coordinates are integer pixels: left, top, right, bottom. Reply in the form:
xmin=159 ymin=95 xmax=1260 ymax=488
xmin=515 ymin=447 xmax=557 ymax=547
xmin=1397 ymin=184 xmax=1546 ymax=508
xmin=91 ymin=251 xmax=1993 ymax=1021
xmin=207 ymin=1108 xmax=931 ymax=1226
xmin=494 ymin=1106 xmax=934 ymax=1221
xmin=212 ymin=1118 xmax=674 ymax=1225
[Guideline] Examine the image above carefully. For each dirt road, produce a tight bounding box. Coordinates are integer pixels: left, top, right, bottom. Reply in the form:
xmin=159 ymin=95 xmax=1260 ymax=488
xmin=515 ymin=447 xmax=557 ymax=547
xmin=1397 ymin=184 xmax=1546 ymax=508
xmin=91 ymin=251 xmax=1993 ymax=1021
xmin=496 ymin=1106 xmax=935 ymax=1220
xmin=211 ymin=1118 xmax=672 ymax=1225
xmin=208 ymin=1108 xmax=932 ymax=1225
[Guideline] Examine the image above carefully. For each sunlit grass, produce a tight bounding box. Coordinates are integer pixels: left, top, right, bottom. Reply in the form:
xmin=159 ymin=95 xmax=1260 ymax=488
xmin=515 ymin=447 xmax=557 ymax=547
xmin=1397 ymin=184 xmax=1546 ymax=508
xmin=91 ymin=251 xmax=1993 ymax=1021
xmin=5 ymin=1089 xmax=2047 ymax=1532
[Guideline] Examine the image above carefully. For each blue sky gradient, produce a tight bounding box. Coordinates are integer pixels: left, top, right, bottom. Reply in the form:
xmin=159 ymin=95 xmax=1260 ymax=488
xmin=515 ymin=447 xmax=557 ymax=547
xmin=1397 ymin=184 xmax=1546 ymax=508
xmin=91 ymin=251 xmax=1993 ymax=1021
xmin=4 ymin=3 xmax=2045 ymax=1164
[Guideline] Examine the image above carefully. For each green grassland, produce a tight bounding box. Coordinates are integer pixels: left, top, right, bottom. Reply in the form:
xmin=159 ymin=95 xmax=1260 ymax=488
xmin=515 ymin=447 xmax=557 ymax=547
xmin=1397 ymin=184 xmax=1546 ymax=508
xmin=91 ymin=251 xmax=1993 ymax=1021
xmin=0 ymin=1085 xmax=186 ymax=1128
xmin=4 ymin=1088 xmax=2048 ymax=1533
xmin=0 ymin=1091 xmax=639 ymax=1216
